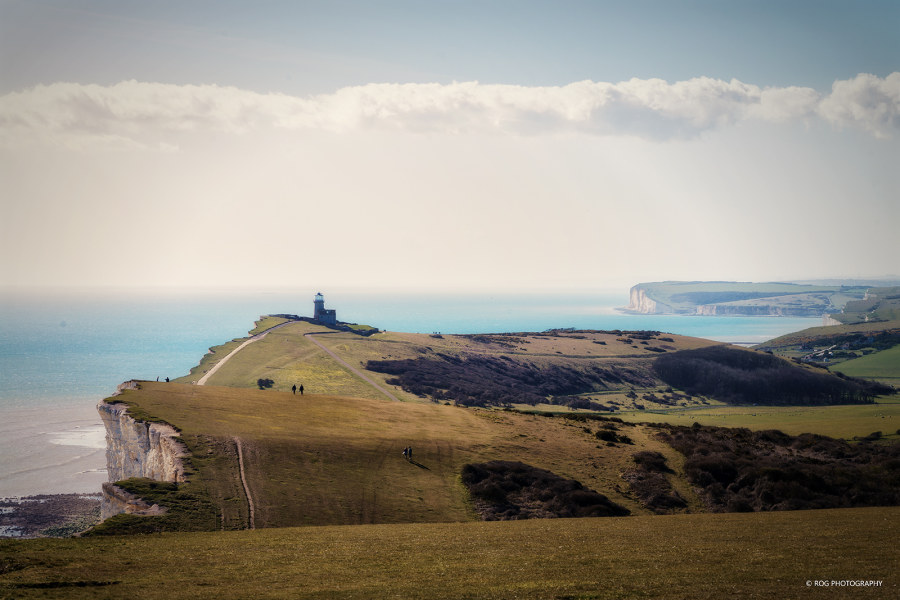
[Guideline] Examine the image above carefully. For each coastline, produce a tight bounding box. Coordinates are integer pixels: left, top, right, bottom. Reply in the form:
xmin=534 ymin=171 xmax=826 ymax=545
xmin=0 ymin=493 xmax=102 ymax=539
xmin=0 ymin=291 xmax=823 ymax=518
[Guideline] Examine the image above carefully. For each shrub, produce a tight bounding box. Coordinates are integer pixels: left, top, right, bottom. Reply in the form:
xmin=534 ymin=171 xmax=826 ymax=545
xmin=653 ymin=345 xmax=891 ymax=406
xmin=659 ymin=423 xmax=900 ymax=513
xmin=461 ymin=461 xmax=629 ymax=520
xmin=632 ymin=451 xmax=673 ymax=473
xmin=366 ymin=353 xmax=655 ymax=408
xmin=622 ymin=451 xmax=686 ymax=513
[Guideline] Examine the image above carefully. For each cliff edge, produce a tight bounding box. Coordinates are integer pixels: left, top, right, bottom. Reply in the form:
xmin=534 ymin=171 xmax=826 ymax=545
xmin=97 ymin=381 xmax=188 ymax=520
xmin=626 ymin=285 xmax=667 ymax=314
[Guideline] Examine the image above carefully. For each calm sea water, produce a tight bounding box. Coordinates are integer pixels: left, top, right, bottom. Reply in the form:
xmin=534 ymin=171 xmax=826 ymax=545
xmin=0 ymin=288 xmax=821 ymax=497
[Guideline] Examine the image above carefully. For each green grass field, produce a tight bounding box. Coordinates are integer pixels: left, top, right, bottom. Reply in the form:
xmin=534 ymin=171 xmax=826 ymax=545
xmin=2 ymin=507 xmax=896 ymax=599
xmin=833 ymin=345 xmax=900 ymax=384
xmin=614 ymin=398 xmax=900 ymax=440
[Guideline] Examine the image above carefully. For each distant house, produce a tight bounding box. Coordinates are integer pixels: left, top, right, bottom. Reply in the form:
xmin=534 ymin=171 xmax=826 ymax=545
xmin=313 ymin=293 xmax=337 ymax=326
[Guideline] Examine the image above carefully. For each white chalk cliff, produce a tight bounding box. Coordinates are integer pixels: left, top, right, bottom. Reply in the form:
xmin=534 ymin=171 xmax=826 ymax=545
xmin=626 ymin=285 xmax=667 ymax=314
xmin=97 ymin=381 xmax=188 ymax=520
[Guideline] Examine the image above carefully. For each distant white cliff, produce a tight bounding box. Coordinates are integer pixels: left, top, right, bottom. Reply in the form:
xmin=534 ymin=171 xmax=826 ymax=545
xmin=624 ymin=281 xmax=856 ymax=317
xmin=97 ymin=381 xmax=187 ymax=520
xmin=626 ymin=285 xmax=667 ymax=314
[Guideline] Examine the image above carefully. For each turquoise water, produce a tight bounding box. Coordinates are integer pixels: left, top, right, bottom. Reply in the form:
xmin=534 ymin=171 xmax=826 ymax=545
xmin=0 ymin=288 xmax=821 ymax=496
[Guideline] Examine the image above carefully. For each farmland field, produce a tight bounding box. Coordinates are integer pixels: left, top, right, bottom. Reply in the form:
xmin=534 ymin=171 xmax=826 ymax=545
xmin=833 ymin=345 xmax=900 ymax=384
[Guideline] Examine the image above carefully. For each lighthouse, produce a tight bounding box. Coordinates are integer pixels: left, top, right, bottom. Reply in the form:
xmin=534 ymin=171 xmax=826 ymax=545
xmin=313 ymin=293 xmax=337 ymax=326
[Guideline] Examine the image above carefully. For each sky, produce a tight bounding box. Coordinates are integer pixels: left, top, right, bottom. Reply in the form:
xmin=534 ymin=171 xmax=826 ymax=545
xmin=1 ymin=0 xmax=898 ymax=293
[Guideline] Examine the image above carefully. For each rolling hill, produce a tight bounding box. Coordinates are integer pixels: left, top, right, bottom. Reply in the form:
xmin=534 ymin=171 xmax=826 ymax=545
xmin=2 ymin=316 xmax=899 ymax=598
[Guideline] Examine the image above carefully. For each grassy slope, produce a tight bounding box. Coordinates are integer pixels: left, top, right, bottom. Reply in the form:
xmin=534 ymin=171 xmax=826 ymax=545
xmin=140 ymin=324 xmax=897 ymax=528
xmin=318 ymin=329 xmax=716 ymax=410
xmin=4 ymin=319 xmax=898 ymax=596
xmin=2 ymin=507 xmax=897 ymax=599
xmin=181 ymin=325 xmax=718 ymax=408
xmin=173 ymin=316 xmax=291 ymax=385
xmin=759 ymin=320 xmax=900 ymax=348
xmin=109 ymin=381 xmax=677 ymax=524
xmin=755 ymin=319 xmax=900 ymax=388
xmin=197 ymin=321 xmax=392 ymax=399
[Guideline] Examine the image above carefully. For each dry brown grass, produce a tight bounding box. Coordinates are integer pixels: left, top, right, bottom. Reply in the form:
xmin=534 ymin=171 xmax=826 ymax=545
xmin=3 ymin=507 xmax=897 ymax=599
xmin=183 ymin=324 xmax=719 ymax=405
xmin=110 ymin=381 xmax=682 ymax=527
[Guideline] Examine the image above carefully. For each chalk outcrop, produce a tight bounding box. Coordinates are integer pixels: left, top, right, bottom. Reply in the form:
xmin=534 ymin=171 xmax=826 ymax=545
xmin=626 ymin=285 xmax=668 ymax=314
xmin=100 ymin=482 xmax=168 ymax=520
xmin=97 ymin=381 xmax=188 ymax=519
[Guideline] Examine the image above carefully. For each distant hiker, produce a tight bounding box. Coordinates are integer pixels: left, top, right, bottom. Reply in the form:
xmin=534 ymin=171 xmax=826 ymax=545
xmin=156 ymin=376 xmax=159 ymax=382
xmin=402 ymin=447 xmax=408 ymax=459
xmin=165 ymin=377 xmax=169 ymax=382
xmin=292 ymin=384 xmax=297 ymax=395
xmin=299 ymin=384 xmax=304 ymax=396
xmin=408 ymin=446 xmax=413 ymax=461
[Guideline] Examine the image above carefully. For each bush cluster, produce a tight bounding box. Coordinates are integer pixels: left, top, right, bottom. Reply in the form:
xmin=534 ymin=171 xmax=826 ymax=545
xmin=595 ymin=428 xmax=633 ymax=445
xmin=622 ymin=451 xmax=687 ymax=514
xmin=366 ymin=354 xmax=655 ymax=407
xmin=653 ymin=345 xmax=891 ymax=406
xmin=659 ymin=425 xmax=900 ymax=512
xmin=461 ymin=461 xmax=629 ymax=520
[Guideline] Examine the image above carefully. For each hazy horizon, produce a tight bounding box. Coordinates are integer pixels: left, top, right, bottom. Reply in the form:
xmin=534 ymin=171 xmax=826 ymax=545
xmin=2 ymin=1 xmax=898 ymax=292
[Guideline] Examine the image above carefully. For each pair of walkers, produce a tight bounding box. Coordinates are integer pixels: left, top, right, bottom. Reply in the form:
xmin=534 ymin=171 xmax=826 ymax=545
xmin=402 ymin=446 xmax=414 ymax=461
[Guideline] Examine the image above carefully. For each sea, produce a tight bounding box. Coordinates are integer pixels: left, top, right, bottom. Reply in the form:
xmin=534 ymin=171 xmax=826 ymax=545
xmin=0 ymin=288 xmax=822 ymax=498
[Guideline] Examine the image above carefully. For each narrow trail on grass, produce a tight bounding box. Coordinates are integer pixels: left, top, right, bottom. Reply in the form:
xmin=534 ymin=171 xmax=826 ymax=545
xmin=304 ymin=333 xmax=401 ymax=402
xmin=197 ymin=321 xmax=293 ymax=386
xmin=234 ymin=437 xmax=255 ymax=530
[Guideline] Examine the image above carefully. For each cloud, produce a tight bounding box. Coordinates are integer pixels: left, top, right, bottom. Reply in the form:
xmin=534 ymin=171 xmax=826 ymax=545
xmin=1 ymin=74 xmax=897 ymax=148
xmin=817 ymin=72 xmax=900 ymax=138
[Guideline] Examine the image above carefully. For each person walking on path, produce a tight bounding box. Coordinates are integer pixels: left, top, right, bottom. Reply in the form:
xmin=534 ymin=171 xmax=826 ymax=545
xmin=299 ymin=384 xmax=304 ymax=396
xmin=292 ymin=384 xmax=297 ymax=395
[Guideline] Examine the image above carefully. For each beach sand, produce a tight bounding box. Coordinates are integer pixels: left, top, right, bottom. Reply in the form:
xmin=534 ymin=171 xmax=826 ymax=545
xmin=0 ymin=402 xmax=108 ymax=498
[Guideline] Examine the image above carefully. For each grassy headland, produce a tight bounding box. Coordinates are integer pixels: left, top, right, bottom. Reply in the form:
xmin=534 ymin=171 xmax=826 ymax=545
xmin=96 ymin=381 xmax=687 ymax=527
xmin=5 ymin=314 xmax=899 ymax=598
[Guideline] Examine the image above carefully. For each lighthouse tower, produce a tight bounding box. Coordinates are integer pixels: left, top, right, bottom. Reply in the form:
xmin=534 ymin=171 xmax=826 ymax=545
xmin=313 ymin=292 xmax=337 ymax=326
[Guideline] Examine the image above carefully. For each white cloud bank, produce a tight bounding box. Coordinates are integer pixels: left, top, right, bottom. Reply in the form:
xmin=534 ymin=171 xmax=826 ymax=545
xmin=1 ymin=73 xmax=898 ymax=148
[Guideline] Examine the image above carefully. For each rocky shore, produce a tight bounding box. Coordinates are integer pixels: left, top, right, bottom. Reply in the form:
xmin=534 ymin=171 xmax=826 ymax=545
xmin=0 ymin=494 xmax=101 ymax=539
